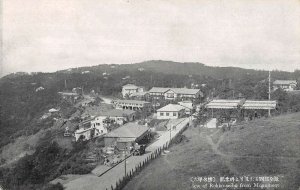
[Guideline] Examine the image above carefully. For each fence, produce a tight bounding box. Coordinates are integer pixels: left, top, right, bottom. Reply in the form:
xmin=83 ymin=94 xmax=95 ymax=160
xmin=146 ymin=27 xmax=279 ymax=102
xmin=107 ymin=118 xmax=191 ymax=190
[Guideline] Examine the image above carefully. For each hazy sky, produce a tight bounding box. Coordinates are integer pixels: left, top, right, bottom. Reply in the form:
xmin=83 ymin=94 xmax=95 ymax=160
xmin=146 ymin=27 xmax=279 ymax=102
xmin=1 ymin=0 xmax=300 ymax=76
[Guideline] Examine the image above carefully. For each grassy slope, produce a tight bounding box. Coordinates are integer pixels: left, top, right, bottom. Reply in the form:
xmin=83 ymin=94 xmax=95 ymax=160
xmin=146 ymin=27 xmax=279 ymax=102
xmin=123 ymin=113 xmax=300 ymax=190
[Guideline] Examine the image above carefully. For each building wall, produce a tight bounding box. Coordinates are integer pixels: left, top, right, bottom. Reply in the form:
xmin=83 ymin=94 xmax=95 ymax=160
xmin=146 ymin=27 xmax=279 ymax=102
xmin=164 ymin=90 xmax=177 ymax=100
xmin=122 ymin=87 xmax=144 ymax=98
xmin=273 ymin=84 xmax=295 ymax=91
xmin=75 ymin=129 xmax=93 ymax=141
xmin=157 ymin=110 xmax=184 ymax=119
xmin=91 ymin=116 xmax=109 ymax=136
xmin=115 ymin=102 xmax=151 ymax=111
xmin=149 ymin=92 xmax=165 ymax=99
xmin=162 ymin=90 xmax=201 ymax=100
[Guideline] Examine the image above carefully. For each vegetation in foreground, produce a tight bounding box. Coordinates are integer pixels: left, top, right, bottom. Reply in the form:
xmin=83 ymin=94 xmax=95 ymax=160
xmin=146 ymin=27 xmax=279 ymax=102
xmin=0 ymin=138 xmax=99 ymax=190
xmin=123 ymin=113 xmax=300 ymax=190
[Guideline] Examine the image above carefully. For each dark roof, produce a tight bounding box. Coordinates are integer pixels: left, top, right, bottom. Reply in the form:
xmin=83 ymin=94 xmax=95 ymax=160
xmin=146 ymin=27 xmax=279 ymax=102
xmin=105 ymin=122 xmax=149 ymax=138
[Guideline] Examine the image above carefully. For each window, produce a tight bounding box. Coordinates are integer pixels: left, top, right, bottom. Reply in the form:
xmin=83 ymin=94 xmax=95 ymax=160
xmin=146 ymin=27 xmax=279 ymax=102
xmin=173 ymin=112 xmax=177 ymax=116
xmin=166 ymin=112 xmax=169 ymax=116
xmin=160 ymin=112 xmax=164 ymax=116
xmin=167 ymin=93 xmax=174 ymax=98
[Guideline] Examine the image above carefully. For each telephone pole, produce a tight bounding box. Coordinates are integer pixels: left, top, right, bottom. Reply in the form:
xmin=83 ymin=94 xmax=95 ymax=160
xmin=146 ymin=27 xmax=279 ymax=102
xmin=268 ymin=70 xmax=271 ymax=117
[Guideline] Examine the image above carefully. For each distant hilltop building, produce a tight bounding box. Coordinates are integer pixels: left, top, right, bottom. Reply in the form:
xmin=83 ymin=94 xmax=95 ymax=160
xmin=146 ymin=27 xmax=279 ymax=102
xmin=81 ymin=71 xmax=90 ymax=74
xmin=148 ymin=87 xmax=203 ymax=100
xmin=122 ymin=84 xmax=144 ymax=98
xmin=273 ymin=80 xmax=297 ymax=91
xmin=35 ymin=86 xmax=45 ymax=92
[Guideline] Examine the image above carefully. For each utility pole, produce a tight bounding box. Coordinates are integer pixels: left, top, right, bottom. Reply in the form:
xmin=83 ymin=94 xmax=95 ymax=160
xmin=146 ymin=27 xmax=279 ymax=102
xmin=124 ymin=148 xmax=127 ymax=176
xmin=169 ymin=125 xmax=172 ymax=144
xmin=64 ymin=79 xmax=67 ymax=90
xmin=268 ymin=70 xmax=271 ymax=117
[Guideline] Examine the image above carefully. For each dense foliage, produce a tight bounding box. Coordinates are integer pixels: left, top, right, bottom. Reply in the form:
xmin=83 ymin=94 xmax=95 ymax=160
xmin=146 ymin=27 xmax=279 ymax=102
xmin=0 ymin=139 xmax=93 ymax=190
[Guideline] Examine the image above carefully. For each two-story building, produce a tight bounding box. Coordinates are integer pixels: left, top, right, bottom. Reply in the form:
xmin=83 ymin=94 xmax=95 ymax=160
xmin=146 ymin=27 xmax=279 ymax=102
xmin=156 ymin=104 xmax=185 ymax=119
xmin=113 ymin=99 xmax=151 ymax=111
xmin=148 ymin=87 xmax=202 ymax=100
xmin=122 ymin=84 xmax=144 ymax=98
xmin=273 ymin=80 xmax=297 ymax=91
xmin=75 ymin=118 xmax=96 ymax=141
xmin=91 ymin=109 xmax=136 ymax=129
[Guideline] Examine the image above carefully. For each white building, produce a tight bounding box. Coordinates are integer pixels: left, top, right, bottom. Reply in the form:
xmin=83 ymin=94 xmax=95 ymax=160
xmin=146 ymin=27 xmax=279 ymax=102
xmin=122 ymin=84 xmax=144 ymax=98
xmin=273 ymin=80 xmax=297 ymax=91
xmin=148 ymin=87 xmax=202 ymax=100
xmin=113 ymin=99 xmax=151 ymax=111
xmin=156 ymin=104 xmax=185 ymax=119
xmin=178 ymin=101 xmax=194 ymax=114
xmin=91 ymin=109 xmax=136 ymax=129
xmin=75 ymin=127 xmax=94 ymax=141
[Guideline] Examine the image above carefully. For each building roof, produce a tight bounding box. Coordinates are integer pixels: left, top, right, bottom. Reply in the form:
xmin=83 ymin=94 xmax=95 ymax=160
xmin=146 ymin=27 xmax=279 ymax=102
xmin=157 ymin=104 xmax=185 ymax=112
xmin=206 ymin=99 xmax=277 ymax=110
xmin=273 ymin=80 xmax=297 ymax=85
xmin=105 ymin=123 xmax=149 ymax=138
xmin=122 ymin=84 xmax=140 ymax=89
xmin=58 ymin=92 xmax=79 ymax=96
xmin=148 ymin=87 xmax=170 ymax=93
xmin=242 ymin=100 xmax=277 ymax=110
xmin=149 ymin=87 xmax=200 ymax=95
xmin=206 ymin=99 xmax=244 ymax=109
xmin=166 ymin=88 xmax=200 ymax=95
xmin=178 ymin=101 xmax=194 ymax=110
xmin=98 ymin=109 xmax=136 ymax=117
xmin=49 ymin=108 xmax=59 ymax=113
xmin=115 ymin=99 xmax=150 ymax=104
xmin=130 ymin=91 xmax=149 ymax=97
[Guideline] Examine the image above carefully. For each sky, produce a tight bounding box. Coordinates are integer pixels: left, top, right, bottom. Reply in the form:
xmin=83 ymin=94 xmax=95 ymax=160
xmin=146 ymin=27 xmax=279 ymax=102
xmin=1 ymin=0 xmax=300 ymax=76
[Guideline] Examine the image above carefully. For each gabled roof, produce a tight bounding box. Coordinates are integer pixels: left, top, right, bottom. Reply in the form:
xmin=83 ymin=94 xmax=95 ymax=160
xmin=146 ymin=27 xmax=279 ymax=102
xmin=206 ymin=99 xmax=244 ymax=109
xmin=148 ymin=87 xmax=170 ymax=93
xmin=242 ymin=100 xmax=277 ymax=110
xmin=149 ymin=87 xmax=200 ymax=95
xmin=98 ymin=109 xmax=135 ymax=117
xmin=105 ymin=123 xmax=149 ymax=138
xmin=273 ymin=80 xmax=297 ymax=85
xmin=166 ymin=88 xmax=200 ymax=95
xmin=157 ymin=104 xmax=185 ymax=112
xmin=122 ymin=84 xmax=140 ymax=89
xmin=206 ymin=99 xmax=277 ymax=110
xmin=115 ymin=99 xmax=150 ymax=104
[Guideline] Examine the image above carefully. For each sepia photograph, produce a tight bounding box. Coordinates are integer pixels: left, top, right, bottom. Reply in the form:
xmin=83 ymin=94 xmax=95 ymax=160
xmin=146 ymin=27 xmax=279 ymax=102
xmin=0 ymin=0 xmax=300 ymax=189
